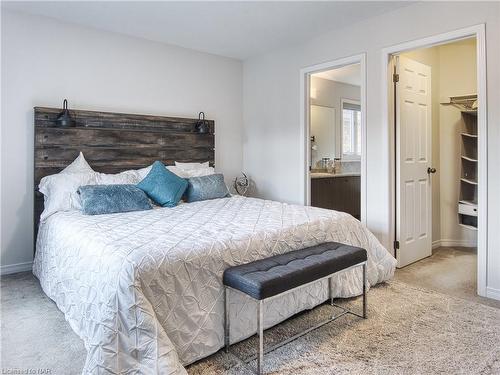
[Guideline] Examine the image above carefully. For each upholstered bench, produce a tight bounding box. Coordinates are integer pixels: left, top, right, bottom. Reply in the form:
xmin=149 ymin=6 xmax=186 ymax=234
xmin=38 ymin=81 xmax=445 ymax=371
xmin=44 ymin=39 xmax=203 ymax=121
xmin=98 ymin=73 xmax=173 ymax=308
xmin=223 ymin=242 xmax=368 ymax=374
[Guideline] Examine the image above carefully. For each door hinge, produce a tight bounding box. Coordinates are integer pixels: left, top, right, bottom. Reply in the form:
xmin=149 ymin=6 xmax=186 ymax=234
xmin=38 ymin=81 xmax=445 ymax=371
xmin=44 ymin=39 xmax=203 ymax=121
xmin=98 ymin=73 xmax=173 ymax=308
xmin=393 ymin=73 xmax=399 ymax=83
xmin=394 ymin=240 xmax=400 ymax=250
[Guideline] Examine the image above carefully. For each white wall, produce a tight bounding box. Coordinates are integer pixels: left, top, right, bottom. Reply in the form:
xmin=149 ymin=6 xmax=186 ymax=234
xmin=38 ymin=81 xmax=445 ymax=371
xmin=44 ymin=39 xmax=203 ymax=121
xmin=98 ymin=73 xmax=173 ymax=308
xmin=310 ymin=76 xmax=360 ymax=162
xmin=242 ymin=2 xmax=500 ymax=297
xmin=0 ymin=10 xmax=243 ymax=272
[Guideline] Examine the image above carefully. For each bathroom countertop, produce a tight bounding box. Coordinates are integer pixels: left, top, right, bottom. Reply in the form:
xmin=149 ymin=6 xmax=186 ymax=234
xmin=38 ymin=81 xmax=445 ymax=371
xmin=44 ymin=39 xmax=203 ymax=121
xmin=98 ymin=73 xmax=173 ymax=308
xmin=310 ymin=172 xmax=361 ymax=179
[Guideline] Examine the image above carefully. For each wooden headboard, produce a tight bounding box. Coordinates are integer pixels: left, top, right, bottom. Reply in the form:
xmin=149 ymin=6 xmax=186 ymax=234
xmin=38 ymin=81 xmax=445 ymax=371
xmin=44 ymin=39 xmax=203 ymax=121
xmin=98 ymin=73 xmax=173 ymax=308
xmin=34 ymin=106 xmax=215 ymax=234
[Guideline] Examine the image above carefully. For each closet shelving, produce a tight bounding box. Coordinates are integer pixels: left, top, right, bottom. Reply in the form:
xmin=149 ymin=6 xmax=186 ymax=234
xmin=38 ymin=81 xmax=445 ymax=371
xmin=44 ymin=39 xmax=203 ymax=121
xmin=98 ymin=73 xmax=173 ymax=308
xmin=441 ymin=94 xmax=478 ymax=230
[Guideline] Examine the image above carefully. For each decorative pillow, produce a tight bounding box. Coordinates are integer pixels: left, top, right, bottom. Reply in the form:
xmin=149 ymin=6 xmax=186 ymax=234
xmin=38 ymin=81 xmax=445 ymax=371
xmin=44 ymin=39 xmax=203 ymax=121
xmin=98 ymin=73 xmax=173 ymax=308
xmin=78 ymin=184 xmax=152 ymax=215
xmin=185 ymin=174 xmax=231 ymax=203
xmin=175 ymin=161 xmax=209 ymax=170
xmin=137 ymin=161 xmax=188 ymax=207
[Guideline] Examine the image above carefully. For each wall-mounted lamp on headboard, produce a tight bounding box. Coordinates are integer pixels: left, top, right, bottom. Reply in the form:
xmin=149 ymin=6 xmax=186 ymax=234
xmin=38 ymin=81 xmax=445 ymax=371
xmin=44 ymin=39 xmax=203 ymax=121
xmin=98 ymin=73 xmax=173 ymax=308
xmin=55 ymin=99 xmax=74 ymax=127
xmin=194 ymin=111 xmax=211 ymax=134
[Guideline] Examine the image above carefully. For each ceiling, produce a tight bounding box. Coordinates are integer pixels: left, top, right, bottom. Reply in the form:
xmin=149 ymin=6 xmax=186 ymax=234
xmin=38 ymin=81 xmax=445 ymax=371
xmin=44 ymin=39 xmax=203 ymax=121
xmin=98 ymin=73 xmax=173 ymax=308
xmin=313 ymin=64 xmax=361 ymax=86
xmin=2 ymin=1 xmax=412 ymax=60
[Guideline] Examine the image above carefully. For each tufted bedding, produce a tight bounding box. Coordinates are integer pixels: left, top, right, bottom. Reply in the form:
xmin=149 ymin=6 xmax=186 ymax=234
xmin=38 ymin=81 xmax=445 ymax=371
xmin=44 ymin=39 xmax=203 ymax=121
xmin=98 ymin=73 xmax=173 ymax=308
xmin=33 ymin=196 xmax=396 ymax=374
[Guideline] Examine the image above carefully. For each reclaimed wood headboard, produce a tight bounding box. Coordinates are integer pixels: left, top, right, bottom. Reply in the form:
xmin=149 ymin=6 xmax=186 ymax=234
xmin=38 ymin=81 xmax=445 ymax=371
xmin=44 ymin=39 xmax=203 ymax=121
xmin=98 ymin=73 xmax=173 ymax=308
xmin=34 ymin=106 xmax=215 ymax=236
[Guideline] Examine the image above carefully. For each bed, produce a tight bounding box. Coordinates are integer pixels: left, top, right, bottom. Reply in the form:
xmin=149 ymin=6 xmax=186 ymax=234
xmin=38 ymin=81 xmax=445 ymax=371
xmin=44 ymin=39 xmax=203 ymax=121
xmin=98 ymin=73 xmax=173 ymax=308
xmin=32 ymin=107 xmax=396 ymax=374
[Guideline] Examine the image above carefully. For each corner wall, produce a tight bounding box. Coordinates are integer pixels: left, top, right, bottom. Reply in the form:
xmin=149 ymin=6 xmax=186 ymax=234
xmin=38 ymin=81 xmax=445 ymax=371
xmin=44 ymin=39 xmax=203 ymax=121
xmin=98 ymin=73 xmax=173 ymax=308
xmin=1 ymin=10 xmax=243 ymax=273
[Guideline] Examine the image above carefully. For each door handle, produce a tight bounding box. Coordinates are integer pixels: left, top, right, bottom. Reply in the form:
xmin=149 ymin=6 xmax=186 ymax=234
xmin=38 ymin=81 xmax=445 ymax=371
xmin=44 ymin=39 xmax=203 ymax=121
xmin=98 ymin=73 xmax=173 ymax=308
xmin=427 ymin=167 xmax=437 ymax=174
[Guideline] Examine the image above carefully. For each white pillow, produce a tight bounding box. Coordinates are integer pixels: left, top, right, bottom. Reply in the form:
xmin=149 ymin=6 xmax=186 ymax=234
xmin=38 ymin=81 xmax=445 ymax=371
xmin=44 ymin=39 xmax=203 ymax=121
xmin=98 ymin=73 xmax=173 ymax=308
xmin=95 ymin=170 xmax=142 ymax=185
xmin=134 ymin=163 xmax=215 ymax=179
xmin=167 ymin=166 xmax=215 ymax=178
xmin=39 ymin=171 xmax=99 ymax=221
xmin=136 ymin=165 xmax=153 ymax=180
xmin=174 ymin=161 xmax=209 ymax=170
xmin=39 ymin=153 xmax=149 ymax=220
xmin=61 ymin=152 xmax=94 ymax=174
xmin=38 ymin=153 xmax=96 ymax=220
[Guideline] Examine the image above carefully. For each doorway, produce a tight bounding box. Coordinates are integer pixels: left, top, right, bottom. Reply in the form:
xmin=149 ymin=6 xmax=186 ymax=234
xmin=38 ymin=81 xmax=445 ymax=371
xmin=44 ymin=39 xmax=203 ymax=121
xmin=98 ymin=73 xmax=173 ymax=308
xmin=383 ymin=25 xmax=487 ymax=298
xmin=300 ymin=54 xmax=367 ymax=224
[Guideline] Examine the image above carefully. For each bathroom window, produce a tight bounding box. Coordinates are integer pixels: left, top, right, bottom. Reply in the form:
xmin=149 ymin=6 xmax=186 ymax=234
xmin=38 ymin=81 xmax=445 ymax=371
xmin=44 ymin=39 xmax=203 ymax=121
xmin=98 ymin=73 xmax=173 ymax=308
xmin=341 ymin=100 xmax=361 ymax=159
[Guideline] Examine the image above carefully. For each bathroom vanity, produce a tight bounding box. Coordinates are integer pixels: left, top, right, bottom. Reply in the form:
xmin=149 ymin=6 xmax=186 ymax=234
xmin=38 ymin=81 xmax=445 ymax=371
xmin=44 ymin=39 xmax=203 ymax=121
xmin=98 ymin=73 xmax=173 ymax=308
xmin=310 ymin=172 xmax=360 ymax=219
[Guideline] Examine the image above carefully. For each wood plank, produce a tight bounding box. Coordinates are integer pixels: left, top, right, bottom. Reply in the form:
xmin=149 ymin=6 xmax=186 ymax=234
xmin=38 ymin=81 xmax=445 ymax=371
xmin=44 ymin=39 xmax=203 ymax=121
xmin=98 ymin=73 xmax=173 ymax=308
xmin=34 ymin=107 xmax=214 ymax=133
xmin=35 ymin=147 xmax=214 ymax=165
xmin=36 ymin=127 xmax=214 ymax=147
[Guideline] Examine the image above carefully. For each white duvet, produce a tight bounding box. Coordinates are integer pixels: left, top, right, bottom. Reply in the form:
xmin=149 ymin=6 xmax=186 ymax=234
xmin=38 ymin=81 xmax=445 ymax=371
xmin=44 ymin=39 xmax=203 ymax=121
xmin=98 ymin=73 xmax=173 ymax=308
xmin=33 ymin=196 xmax=396 ymax=374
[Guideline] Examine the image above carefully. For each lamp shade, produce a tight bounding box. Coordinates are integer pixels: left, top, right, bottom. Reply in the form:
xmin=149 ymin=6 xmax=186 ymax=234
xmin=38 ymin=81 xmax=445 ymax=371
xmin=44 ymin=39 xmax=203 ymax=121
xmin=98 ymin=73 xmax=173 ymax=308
xmin=55 ymin=99 xmax=74 ymax=127
xmin=194 ymin=111 xmax=210 ymax=134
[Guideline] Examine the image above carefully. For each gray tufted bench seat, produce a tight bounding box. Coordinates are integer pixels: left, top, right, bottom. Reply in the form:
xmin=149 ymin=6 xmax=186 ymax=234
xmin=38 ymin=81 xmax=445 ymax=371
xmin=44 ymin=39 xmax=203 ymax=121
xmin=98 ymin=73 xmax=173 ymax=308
xmin=223 ymin=242 xmax=368 ymax=374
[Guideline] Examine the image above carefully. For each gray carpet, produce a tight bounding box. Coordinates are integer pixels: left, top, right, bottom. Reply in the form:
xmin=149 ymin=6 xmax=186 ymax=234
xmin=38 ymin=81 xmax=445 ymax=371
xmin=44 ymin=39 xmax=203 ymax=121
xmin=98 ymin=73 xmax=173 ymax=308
xmin=395 ymin=247 xmax=500 ymax=309
xmin=2 ymin=272 xmax=500 ymax=374
xmin=1 ymin=272 xmax=86 ymax=374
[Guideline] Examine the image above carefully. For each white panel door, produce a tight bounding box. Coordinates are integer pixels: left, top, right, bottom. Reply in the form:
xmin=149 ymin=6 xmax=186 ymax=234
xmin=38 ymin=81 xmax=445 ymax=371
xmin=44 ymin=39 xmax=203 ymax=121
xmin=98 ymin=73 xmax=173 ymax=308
xmin=396 ymin=55 xmax=432 ymax=267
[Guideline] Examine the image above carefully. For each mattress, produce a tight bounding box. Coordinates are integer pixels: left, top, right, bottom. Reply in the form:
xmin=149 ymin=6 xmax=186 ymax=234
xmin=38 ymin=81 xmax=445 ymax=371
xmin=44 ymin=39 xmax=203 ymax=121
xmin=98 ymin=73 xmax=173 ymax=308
xmin=33 ymin=196 xmax=396 ymax=374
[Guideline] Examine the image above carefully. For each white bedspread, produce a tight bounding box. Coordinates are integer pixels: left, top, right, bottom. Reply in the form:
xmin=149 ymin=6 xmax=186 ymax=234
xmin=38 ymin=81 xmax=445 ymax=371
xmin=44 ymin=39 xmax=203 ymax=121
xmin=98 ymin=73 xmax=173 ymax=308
xmin=33 ymin=196 xmax=396 ymax=374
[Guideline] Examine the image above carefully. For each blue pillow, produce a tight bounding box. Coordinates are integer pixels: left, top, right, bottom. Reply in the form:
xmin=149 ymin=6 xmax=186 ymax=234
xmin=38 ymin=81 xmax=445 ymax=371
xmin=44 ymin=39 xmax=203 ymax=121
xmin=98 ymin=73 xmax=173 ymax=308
xmin=137 ymin=161 xmax=188 ymax=207
xmin=185 ymin=174 xmax=231 ymax=203
xmin=78 ymin=184 xmax=152 ymax=215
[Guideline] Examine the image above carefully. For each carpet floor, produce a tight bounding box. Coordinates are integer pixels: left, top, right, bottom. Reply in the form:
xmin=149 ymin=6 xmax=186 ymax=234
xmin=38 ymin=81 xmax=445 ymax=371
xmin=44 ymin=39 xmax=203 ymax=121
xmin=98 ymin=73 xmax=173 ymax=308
xmin=2 ymin=272 xmax=500 ymax=374
xmin=394 ymin=247 xmax=500 ymax=309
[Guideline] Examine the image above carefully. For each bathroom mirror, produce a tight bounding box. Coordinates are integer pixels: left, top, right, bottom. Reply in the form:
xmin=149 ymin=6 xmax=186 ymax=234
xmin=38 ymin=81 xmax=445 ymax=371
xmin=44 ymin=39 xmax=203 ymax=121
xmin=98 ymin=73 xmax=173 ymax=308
xmin=310 ymin=105 xmax=335 ymax=168
xmin=308 ymin=63 xmax=362 ymax=219
xmin=310 ymin=67 xmax=361 ymax=171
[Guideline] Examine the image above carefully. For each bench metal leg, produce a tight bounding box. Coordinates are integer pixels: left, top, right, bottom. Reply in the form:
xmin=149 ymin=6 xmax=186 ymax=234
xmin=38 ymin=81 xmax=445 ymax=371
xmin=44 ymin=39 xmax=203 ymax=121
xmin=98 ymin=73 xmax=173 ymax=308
xmin=330 ymin=262 xmax=368 ymax=319
xmin=362 ymin=263 xmax=367 ymax=319
xmin=257 ymin=300 xmax=264 ymax=375
xmin=329 ymin=277 xmax=334 ymax=306
xmin=225 ymin=261 xmax=367 ymax=374
xmin=225 ymin=287 xmax=230 ymax=352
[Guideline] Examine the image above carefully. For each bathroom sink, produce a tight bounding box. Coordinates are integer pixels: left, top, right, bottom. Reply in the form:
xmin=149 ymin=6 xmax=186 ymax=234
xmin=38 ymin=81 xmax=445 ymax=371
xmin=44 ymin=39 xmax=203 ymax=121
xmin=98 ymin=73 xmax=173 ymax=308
xmin=310 ymin=172 xmax=335 ymax=178
xmin=310 ymin=172 xmax=360 ymax=179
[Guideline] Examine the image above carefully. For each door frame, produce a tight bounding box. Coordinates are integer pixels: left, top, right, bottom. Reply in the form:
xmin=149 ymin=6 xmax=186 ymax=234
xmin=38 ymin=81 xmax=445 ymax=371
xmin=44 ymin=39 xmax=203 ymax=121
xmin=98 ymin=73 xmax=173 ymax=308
xmin=299 ymin=53 xmax=367 ymax=225
xmin=381 ymin=24 xmax=488 ymax=296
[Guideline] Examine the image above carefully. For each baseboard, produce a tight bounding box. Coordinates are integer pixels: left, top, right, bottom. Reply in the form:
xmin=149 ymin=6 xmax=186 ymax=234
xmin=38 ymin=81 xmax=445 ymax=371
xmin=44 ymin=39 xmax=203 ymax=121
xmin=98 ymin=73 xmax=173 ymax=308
xmin=0 ymin=261 xmax=33 ymax=276
xmin=486 ymin=287 xmax=500 ymax=301
xmin=432 ymin=239 xmax=476 ymax=249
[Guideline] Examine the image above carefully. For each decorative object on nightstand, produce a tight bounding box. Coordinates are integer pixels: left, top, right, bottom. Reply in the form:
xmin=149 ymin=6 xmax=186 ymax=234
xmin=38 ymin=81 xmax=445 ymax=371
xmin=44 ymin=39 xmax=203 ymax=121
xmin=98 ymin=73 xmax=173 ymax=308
xmin=233 ymin=172 xmax=250 ymax=196
xmin=194 ymin=111 xmax=210 ymax=134
xmin=55 ymin=99 xmax=74 ymax=127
